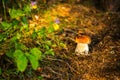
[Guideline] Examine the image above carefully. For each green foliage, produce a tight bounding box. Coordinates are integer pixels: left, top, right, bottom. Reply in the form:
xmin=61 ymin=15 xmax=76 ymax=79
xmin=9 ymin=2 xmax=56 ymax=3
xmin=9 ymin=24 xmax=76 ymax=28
xmin=48 ymin=22 xmax=55 ymax=33
xmin=9 ymin=9 xmax=25 ymax=19
xmin=28 ymin=54 xmax=39 ymax=70
xmin=23 ymin=4 xmax=31 ymax=15
xmin=38 ymin=76 xmax=44 ymax=80
xmin=31 ymin=31 xmax=37 ymax=39
xmin=0 ymin=0 xmax=57 ymax=73
xmin=45 ymin=49 xmax=54 ymax=56
xmin=37 ymin=27 xmax=46 ymax=37
xmin=0 ymin=34 xmax=6 ymax=42
xmin=21 ymin=16 xmax=29 ymax=31
xmin=11 ymin=36 xmax=18 ymax=42
xmin=12 ymin=47 xmax=42 ymax=71
xmin=6 ymin=49 xmax=14 ymax=58
xmin=1 ymin=21 xmax=12 ymax=30
xmin=15 ymin=43 xmax=28 ymax=51
xmin=13 ymin=50 xmax=28 ymax=72
xmin=30 ymin=48 xmax=42 ymax=60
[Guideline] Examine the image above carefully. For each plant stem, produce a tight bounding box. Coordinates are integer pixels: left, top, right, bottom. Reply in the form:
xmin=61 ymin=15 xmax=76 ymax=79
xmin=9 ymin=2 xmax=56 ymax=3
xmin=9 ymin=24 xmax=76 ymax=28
xmin=2 ymin=0 xmax=7 ymax=20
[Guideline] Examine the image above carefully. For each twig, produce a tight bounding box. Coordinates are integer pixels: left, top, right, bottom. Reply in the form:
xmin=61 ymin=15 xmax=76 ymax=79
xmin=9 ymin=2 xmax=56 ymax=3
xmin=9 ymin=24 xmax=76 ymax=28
xmin=46 ymin=57 xmax=80 ymax=74
xmin=65 ymin=37 xmax=76 ymax=42
xmin=46 ymin=67 xmax=62 ymax=76
xmin=63 ymin=28 xmax=78 ymax=35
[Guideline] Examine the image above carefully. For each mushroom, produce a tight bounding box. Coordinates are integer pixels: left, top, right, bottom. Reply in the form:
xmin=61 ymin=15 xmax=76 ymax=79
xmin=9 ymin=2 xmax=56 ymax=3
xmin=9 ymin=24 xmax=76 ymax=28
xmin=75 ymin=35 xmax=91 ymax=55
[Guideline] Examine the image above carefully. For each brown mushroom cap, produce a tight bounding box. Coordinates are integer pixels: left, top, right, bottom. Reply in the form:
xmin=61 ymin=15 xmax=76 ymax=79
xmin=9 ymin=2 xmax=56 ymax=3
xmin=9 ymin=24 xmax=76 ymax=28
xmin=75 ymin=35 xmax=91 ymax=44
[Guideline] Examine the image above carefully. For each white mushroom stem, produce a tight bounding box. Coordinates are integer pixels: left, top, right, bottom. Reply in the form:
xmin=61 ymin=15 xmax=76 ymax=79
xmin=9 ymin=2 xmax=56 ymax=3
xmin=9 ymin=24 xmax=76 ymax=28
xmin=75 ymin=43 xmax=89 ymax=55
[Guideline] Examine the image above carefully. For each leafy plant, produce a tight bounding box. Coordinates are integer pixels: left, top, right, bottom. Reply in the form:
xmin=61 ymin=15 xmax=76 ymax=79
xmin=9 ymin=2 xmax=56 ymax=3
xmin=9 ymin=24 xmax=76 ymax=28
xmin=9 ymin=9 xmax=25 ymax=19
xmin=13 ymin=47 xmax=42 ymax=72
xmin=13 ymin=50 xmax=28 ymax=72
xmin=28 ymin=48 xmax=42 ymax=70
xmin=0 ymin=0 xmax=54 ymax=72
xmin=0 ymin=0 xmax=58 ymax=73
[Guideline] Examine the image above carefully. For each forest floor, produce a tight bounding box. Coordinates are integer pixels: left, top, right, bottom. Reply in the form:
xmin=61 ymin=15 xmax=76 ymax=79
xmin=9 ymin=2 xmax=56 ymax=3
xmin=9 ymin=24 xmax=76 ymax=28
xmin=1 ymin=3 xmax=120 ymax=80
xmin=39 ymin=3 xmax=120 ymax=80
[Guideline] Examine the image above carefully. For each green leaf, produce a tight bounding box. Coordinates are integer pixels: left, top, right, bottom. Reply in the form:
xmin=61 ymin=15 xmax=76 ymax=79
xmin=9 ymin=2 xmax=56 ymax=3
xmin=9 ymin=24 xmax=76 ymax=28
xmin=1 ymin=21 xmax=12 ymax=30
xmin=31 ymin=31 xmax=37 ymax=39
xmin=25 ymin=52 xmax=39 ymax=70
xmin=13 ymin=50 xmax=24 ymax=58
xmin=28 ymin=54 xmax=39 ymax=70
xmin=16 ymin=33 xmax=21 ymax=39
xmin=13 ymin=50 xmax=28 ymax=72
xmin=45 ymin=45 xmax=49 ymax=50
xmin=37 ymin=27 xmax=46 ymax=37
xmin=9 ymin=9 xmax=25 ymax=19
xmin=46 ymin=41 xmax=52 ymax=46
xmin=16 ymin=54 xmax=28 ymax=72
xmin=47 ymin=26 xmax=54 ymax=33
xmin=0 ymin=34 xmax=6 ymax=42
xmin=11 ymin=36 xmax=17 ymax=42
xmin=21 ymin=16 xmax=29 ymax=31
xmin=12 ymin=20 xmax=19 ymax=26
xmin=22 ymin=16 xmax=28 ymax=25
xmin=45 ymin=49 xmax=54 ymax=56
xmin=10 ymin=33 xmax=21 ymax=42
xmin=60 ymin=42 xmax=66 ymax=48
xmin=23 ymin=5 xmax=31 ymax=15
xmin=30 ymin=48 xmax=42 ymax=60
xmin=38 ymin=76 xmax=44 ymax=80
